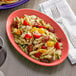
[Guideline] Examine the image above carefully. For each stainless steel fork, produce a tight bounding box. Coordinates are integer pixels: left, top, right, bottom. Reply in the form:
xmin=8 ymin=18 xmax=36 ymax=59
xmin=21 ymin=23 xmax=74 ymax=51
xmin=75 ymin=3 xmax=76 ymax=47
xmin=51 ymin=6 xmax=76 ymax=48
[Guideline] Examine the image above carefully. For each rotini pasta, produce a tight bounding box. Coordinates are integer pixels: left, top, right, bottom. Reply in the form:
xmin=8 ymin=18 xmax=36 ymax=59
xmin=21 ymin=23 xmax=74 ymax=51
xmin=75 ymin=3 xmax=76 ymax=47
xmin=0 ymin=0 xmax=18 ymax=5
xmin=11 ymin=14 xmax=63 ymax=63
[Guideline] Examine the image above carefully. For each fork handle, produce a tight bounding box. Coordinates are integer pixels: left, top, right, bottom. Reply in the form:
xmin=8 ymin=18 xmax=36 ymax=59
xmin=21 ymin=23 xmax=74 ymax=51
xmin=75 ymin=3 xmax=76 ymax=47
xmin=62 ymin=18 xmax=73 ymax=33
xmin=56 ymin=17 xmax=73 ymax=35
xmin=61 ymin=18 xmax=76 ymax=48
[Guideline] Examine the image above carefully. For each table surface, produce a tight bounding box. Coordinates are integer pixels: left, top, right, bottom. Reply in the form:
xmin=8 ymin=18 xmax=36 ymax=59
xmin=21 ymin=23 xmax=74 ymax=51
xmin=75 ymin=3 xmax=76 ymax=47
xmin=0 ymin=0 xmax=76 ymax=76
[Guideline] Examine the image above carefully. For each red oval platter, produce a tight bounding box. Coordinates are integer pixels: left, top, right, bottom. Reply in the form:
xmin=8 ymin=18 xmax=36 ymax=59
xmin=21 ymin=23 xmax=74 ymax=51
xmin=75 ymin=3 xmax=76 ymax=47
xmin=6 ymin=9 xmax=69 ymax=66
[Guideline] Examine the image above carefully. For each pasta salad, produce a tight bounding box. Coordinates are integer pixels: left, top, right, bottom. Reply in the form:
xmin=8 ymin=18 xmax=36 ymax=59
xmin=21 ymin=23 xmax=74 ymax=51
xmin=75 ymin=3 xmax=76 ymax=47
xmin=11 ymin=15 xmax=63 ymax=63
xmin=0 ymin=0 xmax=18 ymax=5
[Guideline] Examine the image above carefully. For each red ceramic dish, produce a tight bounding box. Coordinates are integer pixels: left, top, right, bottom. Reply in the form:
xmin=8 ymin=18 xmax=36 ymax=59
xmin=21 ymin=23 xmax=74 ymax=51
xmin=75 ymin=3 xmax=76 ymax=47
xmin=6 ymin=9 xmax=69 ymax=66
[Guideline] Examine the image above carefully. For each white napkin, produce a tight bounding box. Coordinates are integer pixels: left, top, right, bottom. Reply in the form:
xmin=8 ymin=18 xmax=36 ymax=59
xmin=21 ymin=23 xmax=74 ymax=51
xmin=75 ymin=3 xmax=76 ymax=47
xmin=0 ymin=71 xmax=4 ymax=76
xmin=39 ymin=0 xmax=76 ymax=64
